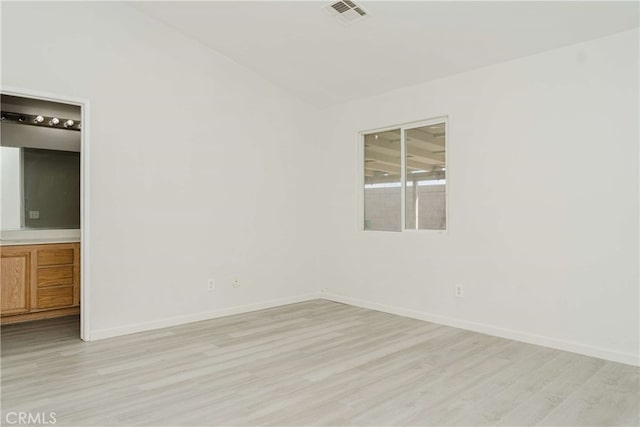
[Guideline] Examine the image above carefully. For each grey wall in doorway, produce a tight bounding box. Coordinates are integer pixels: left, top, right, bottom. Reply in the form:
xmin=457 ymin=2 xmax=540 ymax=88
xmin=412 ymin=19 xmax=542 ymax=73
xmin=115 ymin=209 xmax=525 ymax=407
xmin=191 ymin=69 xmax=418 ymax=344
xmin=23 ymin=148 xmax=80 ymax=229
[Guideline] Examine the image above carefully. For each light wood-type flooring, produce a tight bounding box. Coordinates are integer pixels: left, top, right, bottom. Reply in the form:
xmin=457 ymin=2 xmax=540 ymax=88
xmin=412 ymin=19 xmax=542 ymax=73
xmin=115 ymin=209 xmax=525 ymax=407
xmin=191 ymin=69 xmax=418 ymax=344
xmin=1 ymin=300 xmax=638 ymax=426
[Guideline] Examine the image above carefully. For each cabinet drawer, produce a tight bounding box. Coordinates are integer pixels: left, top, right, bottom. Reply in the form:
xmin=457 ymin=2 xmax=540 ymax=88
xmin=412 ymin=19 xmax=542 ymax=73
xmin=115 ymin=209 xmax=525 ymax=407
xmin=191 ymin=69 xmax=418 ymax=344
xmin=37 ymin=286 xmax=74 ymax=309
xmin=38 ymin=248 xmax=74 ymax=266
xmin=38 ymin=266 xmax=74 ymax=287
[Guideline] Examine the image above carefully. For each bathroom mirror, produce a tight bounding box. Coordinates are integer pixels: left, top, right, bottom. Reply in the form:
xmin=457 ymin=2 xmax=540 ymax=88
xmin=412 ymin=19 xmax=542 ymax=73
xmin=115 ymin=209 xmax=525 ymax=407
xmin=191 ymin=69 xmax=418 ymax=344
xmin=1 ymin=95 xmax=81 ymax=231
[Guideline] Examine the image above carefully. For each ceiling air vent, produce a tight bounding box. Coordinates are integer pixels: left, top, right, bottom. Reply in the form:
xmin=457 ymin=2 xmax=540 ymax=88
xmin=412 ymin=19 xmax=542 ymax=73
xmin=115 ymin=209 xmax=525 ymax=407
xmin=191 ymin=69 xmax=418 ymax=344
xmin=323 ymin=0 xmax=368 ymax=25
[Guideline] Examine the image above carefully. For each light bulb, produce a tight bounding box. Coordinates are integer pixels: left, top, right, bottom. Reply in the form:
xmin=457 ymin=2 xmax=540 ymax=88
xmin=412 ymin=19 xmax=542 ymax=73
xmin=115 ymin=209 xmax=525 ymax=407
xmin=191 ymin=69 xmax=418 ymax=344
xmin=50 ymin=118 xmax=60 ymax=126
xmin=34 ymin=115 xmax=45 ymax=124
xmin=64 ymin=120 xmax=75 ymax=128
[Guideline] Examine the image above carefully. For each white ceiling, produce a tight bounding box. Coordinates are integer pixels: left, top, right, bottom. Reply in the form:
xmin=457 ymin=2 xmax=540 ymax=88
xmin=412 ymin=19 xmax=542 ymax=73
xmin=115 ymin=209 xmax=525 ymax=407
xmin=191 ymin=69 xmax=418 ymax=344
xmin=131 ymin=1 xmax=639 ymax=107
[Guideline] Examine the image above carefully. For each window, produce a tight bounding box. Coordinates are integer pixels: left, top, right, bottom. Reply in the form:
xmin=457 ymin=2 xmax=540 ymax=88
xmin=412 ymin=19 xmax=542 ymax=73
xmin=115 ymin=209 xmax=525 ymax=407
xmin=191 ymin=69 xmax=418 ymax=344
xmin=362 ymin=118 xmax=446 ymax=231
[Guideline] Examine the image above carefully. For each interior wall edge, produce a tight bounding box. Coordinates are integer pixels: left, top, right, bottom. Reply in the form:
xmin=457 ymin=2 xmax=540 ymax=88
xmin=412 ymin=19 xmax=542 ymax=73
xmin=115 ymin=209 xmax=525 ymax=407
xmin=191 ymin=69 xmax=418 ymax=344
xmin=320 ymin=292 xmax=640 ymax=367
xmin=89 ymin=292 xmax=322 ymax=341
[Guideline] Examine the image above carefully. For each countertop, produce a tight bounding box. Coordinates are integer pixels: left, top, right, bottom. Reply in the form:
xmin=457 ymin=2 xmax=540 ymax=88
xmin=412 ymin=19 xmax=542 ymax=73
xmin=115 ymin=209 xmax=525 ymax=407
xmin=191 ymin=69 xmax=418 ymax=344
xmin=1 ymin=237 xmax=80 ymax=246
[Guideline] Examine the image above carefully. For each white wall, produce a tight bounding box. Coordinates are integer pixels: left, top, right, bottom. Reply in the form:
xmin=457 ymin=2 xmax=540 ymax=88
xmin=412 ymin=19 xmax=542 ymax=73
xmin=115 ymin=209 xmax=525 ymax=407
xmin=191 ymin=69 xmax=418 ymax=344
xmin=312 ymin=29 xmax=639 ymax=365
xmin=1 ymin=147 xmax=22 ymax=230
xmin=1 ymin=2 xmax=319 ymax=336
xmin=2 ymin=3 xmax=637 ymax=365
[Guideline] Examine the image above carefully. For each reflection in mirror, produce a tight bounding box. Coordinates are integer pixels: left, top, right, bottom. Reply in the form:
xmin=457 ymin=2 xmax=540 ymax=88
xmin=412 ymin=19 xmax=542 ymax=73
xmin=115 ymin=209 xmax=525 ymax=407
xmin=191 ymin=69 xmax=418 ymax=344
xmin=23 ymin=148 xmax=80 ymax=229
xmin=1 ymin=147 xmax=22 ymax=230
xmin=0 ymin=147 xmax=80 ymax=230
xmin=363 ymin=129 xmax=401 ymax=231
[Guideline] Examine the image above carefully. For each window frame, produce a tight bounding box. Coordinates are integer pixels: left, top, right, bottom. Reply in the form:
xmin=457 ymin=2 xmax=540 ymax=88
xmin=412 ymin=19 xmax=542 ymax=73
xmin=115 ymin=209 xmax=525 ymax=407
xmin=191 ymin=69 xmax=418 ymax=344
xmin=358 ymin=116 xmax=449 ymax=233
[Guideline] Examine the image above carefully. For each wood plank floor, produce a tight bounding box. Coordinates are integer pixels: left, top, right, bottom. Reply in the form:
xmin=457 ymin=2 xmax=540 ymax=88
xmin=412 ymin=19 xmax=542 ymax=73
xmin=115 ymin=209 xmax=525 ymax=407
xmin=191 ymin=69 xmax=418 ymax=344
xmin=1 ymin=300 xmax=638 ymax=426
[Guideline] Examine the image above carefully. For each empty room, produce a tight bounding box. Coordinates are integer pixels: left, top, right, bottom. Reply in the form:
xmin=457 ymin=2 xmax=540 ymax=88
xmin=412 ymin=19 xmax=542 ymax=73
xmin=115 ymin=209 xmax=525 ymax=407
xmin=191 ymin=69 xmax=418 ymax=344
xmin=0 ymin=1 xmax=638 ymax=426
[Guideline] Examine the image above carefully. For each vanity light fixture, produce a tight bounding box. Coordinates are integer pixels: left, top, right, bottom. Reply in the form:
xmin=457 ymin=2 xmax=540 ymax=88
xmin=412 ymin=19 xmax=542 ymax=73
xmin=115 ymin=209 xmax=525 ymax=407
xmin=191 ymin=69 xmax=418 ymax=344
xmin=1 ymin=111 xmax=80 ymax=131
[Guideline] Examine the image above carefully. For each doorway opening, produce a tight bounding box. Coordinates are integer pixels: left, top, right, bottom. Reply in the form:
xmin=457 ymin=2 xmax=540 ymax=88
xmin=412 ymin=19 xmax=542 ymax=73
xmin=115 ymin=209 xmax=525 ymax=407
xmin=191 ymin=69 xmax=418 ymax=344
xmin=0 ymin=89 xmax=90 ymax=341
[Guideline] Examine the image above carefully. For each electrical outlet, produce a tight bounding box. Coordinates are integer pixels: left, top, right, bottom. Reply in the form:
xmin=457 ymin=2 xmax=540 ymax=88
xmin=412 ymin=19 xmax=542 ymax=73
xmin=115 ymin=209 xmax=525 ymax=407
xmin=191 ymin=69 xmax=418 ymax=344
xmin=208 ymin=279 xmax=216 ymax=291
xmin=28 ymin=210 xmax=40 ymax=219
xmin=232 ymin=279 xmax=240 ymax=288
xmin=455 ymin=284 xmax=464 ymax=298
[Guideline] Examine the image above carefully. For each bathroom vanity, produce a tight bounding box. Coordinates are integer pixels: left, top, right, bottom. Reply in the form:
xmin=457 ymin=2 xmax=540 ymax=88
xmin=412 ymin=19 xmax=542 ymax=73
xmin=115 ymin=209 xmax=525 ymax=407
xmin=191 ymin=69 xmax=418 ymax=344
xmin=1 ymin=241 xmax=80 ymax=324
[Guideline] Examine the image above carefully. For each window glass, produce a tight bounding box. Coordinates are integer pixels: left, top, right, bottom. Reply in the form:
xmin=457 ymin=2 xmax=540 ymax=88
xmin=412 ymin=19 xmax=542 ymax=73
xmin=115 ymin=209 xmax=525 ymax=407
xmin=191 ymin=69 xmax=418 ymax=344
xmin=405 ymin=123 xmax=446 ymax=230
xmin=362 ymin=120 xmax=446 ymax=232
xmin=363 ymin=129 xmax=401 ymax=231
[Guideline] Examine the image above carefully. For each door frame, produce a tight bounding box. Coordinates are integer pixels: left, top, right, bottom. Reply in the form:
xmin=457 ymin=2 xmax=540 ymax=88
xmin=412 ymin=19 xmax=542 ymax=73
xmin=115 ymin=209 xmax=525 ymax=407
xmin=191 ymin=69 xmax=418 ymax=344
xmin=1 ymin=86 xmax=92 ymax=341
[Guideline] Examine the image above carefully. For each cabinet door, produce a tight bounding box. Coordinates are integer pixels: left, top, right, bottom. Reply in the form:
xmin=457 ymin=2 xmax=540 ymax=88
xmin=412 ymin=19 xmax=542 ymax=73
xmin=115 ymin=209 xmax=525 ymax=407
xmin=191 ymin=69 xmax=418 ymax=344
xmin=1 ymin=249 xmax=31 ymax=315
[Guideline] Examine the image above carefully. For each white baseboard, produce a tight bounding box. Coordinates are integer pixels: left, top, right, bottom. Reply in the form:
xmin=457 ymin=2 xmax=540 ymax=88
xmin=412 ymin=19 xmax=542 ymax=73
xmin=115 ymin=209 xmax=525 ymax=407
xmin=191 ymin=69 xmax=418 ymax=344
xmin=90 ymin=293 xmax=321 ymax=340
xmin=89 ymin=290 xmax=638 ymax=366
xmin=321 ymin=292 xmax=639 ymax=367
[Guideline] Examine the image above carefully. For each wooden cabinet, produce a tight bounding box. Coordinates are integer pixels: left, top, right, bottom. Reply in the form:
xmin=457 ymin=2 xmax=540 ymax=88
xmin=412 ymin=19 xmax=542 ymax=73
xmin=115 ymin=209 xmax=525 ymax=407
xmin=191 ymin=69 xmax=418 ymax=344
xmin=1 ymin=248 xmax=31 ymax=315
xmin=1 ymin=243 xmax=80 ymax=324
